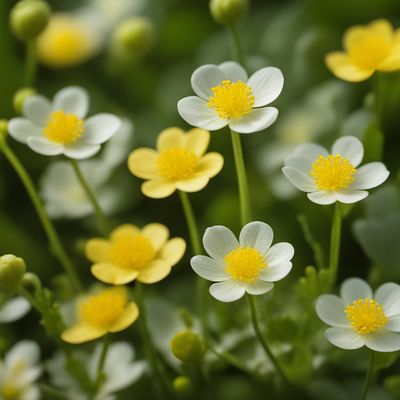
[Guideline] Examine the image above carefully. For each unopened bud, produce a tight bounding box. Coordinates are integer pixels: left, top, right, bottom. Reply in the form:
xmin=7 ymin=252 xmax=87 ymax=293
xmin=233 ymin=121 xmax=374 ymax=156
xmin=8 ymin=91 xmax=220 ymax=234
xmin=170 ymin=330 xmax=205 ymax=364
xmin=0 ymin=255 xmax=26 ymax=291
xmin=13 ymin=87 xmax=36 ymax=114
xmin=210 ymin=0 xmax=248 ymax=26
xmin=173 ymin=376 xmax=193 ymax=394
xmin=21 ymin=272 xmax=42 ymax=292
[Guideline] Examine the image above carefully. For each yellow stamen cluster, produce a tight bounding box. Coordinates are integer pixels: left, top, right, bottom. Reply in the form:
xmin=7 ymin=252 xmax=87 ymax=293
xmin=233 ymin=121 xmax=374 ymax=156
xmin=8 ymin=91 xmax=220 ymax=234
xmin=345 ymin=298 xmax=388 ymax=335
xmin=2 ymin=384 xmax=22 ymax=400
xmin=310 ymin=154 xmax=356 ymax=191
xmin=349 ymin=35 xmax=391 ymax=69
xmin=224 ymin=246 xmax=267 ymax=282
xmin=43 ymin=110 xmax=84 ymax=144
xmin=208 ymin=80 xmax=255 ymax=119
xmin=157 ymin=148 xmax=198 ymax=180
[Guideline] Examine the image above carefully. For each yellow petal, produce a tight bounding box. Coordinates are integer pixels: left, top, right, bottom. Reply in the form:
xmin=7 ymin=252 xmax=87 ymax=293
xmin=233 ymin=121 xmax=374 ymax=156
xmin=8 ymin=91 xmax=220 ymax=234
xmin=185 ymin=128 xmax=210 ymax=157
xmin=377 ymin=52 xmax=400 ymax=71
xmin=196 ymin=152 xmax=224 ymax=178
xmin=109 ymin=302 xmax=139 ymax=332
xmin=111 ymin=224 xmax=140 ymax=242
xmin=368 ymin=19 xmax=393 ymax=40
xmin=61 ymin=323 xmax=106 ymax=344
xmin=159 ymin=238 xmax=186 ymax=266
xmin=137 ymin=260 xmax=172 ymax=283
xmin=142 ymin=179 xmax=176 ymax=198
xmin=85 ymin=239 xmax=110 ymax=263
xmin=91 ymin=262 xmax=139 ymax=285
xmin=128 ymin=148 xmax=160 ymax=179
xmin=344 ymin=26 xmax=367 ymax=51
xmin=157 ymin=127 xmax=185 ymax=151
xmin=142 ymin=223 xmax=169 ymax=251
xmin=175 ymin=176 xmax=209 ymax=192
xmin=325 ymin=52 xmax=374 ymax=82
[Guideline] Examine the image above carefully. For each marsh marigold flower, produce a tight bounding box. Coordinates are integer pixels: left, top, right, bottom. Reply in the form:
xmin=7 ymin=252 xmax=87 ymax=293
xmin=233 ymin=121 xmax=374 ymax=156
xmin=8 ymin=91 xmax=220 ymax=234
xmin=326 ymin=19 xmax=400 ymax=82
xmin=86 ymin=223 xmax=186 ymax=285
xmin=282 ymin=136 xmax=389 ymax=205
xmin=191 ymin=221 xmax=294 ymax=302
xmin=128 ymin=127 xmax=223 ymax=198
xmin=316 ymin=278 xmax=400 ymax=352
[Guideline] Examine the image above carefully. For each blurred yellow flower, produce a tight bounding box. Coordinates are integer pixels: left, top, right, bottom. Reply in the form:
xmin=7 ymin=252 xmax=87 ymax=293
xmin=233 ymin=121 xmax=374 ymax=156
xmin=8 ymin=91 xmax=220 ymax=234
xmin=61 ymin=287 xmax=138 ymax=344
xmin=326 ymin=19 xmax=400 ymax=82
xmin=128 ymin=127 xmax=223 ymax=198
xmin=86 ymin=223 xmax=186 ymax=285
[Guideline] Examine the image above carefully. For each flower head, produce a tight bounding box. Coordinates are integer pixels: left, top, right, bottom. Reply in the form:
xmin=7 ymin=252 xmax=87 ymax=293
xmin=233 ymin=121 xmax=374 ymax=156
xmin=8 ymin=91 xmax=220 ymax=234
xmin=8 ymin=86 xmax=121 ymax=159
xmin=86 ymin=223 xmax=186 ymax=285
xmin=191 ymin=221 xmax=294 ymax=302
xmin=282 ymin=136 xmax=389 ymax=205
xmin=316 ymin=278 xmax=400 ymax=352
xmin=177 ymin=61 xmax=283 ymax=134
xmin=326 ymin=19 xmax=400 ymax=82
xmin=128 ymin=127 xmax=223 ymax=198
xmin=61 ymin=287 xmax=139 ymax=344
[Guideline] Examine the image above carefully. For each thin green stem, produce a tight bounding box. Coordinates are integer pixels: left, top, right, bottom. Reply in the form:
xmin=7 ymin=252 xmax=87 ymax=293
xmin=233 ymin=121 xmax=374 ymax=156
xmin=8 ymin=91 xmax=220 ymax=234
xmin=227 ymin=24 xmax=245 ymax=66
xmin=359 ymin=350 xmax=374 ymax=400
xmin=70 ymin=159 xmax=109 ymax=235
xmin=39 ymin=384 xmax=68 ymax=400
xmin=91 ymin=334 xmax=110 ymax=398
xmin=329 ymin=202 xmax=342 ymax=287
xmin=230 ymin=130 xmax=251 ymax=225
xmin=25 ymin=39 xmax=37 ymax=86
xmin=0 ymin=141 xmax=82 ymax=292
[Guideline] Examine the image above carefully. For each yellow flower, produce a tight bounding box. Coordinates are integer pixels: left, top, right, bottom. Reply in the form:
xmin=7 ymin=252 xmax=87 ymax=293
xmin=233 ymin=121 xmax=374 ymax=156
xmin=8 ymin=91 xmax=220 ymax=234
xmin=128 ymin=127 xmax=224 ymax=198
xmin=61 ymin=287 xmax=138 ymax=344
xmin=326 ymin=19 xmax=400 ymax=82
xmin=86 ymin=223 xmax=186 ymax=285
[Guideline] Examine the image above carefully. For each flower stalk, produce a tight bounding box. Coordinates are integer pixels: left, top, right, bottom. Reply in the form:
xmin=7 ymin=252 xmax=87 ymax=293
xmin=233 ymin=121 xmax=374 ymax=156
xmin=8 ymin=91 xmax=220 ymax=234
xmin=359 ymin=350 xmax=374 ymax=400
xmin=91 ymin=334 xmax=110 ymax=398
xmin=328 ymin=202 xmax=342 ymax=287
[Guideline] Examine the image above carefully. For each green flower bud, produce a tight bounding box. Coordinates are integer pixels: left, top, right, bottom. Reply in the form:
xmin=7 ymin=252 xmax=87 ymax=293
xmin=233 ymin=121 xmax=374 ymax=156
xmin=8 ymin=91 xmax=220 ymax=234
xmin=209 ymin=0 xmax=248 ymax=26
xmin=0 ymin=254 xmax=26 ymax=291
xmin=13 ymin=87 xmax=36 ymax=114
xmin=173 ymin=376 xmax=193 ymax=395
xmin=21 ymin=272 xmax=42 ymax=292
xmin=0 ymin=120 xmax=8 ymax=140
xmin=10 ymin=0 xmax=50 ymax=40
xmin=170 ymin=330 xmax=205 ymax=364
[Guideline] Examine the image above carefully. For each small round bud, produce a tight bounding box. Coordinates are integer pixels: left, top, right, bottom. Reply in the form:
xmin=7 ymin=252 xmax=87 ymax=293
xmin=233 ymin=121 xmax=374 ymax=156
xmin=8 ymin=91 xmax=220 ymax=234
xmin=13 ymin=87 xmax=36 ymax=114
xmin=170 ymin=330 xmax=205 ymax=364
xmin=0 ymin=254 xmax=26 ymax=291
xmin=173 ymin=376 xmax=193 ymax=395
xmin=10 ymin=0 xmax=50 ymax=40
xmin=21 ymin=272 xmax=42 ymax=292
xmin=0 ymin=120 xmax=8 ymax=140
xmin=209 ymin=0 xmax=248 ymax=26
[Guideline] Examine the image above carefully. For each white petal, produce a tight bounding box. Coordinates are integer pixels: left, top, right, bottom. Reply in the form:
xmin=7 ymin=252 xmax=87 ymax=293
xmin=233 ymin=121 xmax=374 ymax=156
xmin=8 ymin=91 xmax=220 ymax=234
xmin=8 ymin=118 xmax=42 ymax=144
xmin=247 ymin=67 xmax=284 ymax=107
xmin=203 ymin=225 xmax=239 ymax=261
xmin=315 ymin=294 xmax=349 ymax=327
xmin=239 ymin=221 xmax=273 ymax=255
xmin=331 ymin=136 xmax=364 ymax=167
xmin=293 ymin=143 xmax=329 ymax=162
xmin=307 ymin=191 xmax=338 ymax=205
xmin=386 ymin=316 xmax=400 ymax=332
xmin=23 ymin=95 xmax=51 ymax=126
xmin=219 ymin=61 xmax=248 ymax=82
xmin=209 ymin=280 xmax=246 ymax=302
xmin=282 ymin=167 xmax=316 ymax=192
xmin=340 ymin=278 xmax=373 ymax=304
xmin=83 ymin=114 xmax=121 ymax=144
xmin=190 ymin=255 xmax=228 ymax=282
xmin=364 ymin=330 xmax=400 ymax=352
xmin=191 ymin=64 xmax=224 ymax=100
xmin=284 ymin=156 xmax=313 ymax=174
xmin=228 ymin=107 xmax=278 ymax=134
xmin=177 ymin=96 xmax=227 ymax=131
xmin=244 ymin=280 xmax=274 ymax=295
xmin=27 ymin=137 xmax=64 ymax=156
xmin=6 ymin=341 xmax=40 ymax=367
xmin=265 ymin=242 xmax=294 ymax=267
xmin=103 ymin=362 xmax=146 ymax=393
xmin=335 ymin=189 xmax=369 ymax=203
xmin=375 ymin=283 xmax=400 ymax=317
xmin=0 ymin=297 xmax=30 ymax=323
xmin=325 ymin=327 xmax=365 ymax=349
xmin=64 ymin=143 xmax=101 ymax=159
xmin=52 ymin=86 xmax=89 ymax=118
xmin=351 ymin=162 xmax=390 ymax=190
xmin=21 ymin=386 xmax=40 ymax=400
xmin=259 ymin=261 xmax=292 ymax=282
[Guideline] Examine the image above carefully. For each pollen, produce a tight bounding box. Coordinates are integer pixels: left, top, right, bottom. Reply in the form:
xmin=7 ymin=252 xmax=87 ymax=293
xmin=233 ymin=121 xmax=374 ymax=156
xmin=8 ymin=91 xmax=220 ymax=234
xmin=310 ymin=154 xmax=356 ymax=191
xmin=224 ymin=246 xmax=267 ymax=282
xmin=43 ymin=110 xmax=84 ymax=144
xmin=345 ymin=298 xmax=388 ymax=335
xmin=208 ymin=80 xmax=255 ymax=119
xmin=157 ymin=148 xmax=198 ymax=181
xmin=348 ymin=35 xmax=391 ymax=69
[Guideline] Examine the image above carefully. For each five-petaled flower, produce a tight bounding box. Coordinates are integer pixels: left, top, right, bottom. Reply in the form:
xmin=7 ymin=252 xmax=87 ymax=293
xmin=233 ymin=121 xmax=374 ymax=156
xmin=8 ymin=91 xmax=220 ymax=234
xmin=177 ymin=61 xmax=283 ymax=134
xmin=191 ymin=221 xmax=294 ymax=302
xmin=316 ymin=278 xmax=400 ymax=352
xmin=282 ymin=136 xmax=389 ymax=205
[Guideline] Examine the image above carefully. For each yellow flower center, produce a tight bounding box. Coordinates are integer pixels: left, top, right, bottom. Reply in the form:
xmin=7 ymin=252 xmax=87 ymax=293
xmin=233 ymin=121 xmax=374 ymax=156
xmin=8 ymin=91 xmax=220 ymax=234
xmin=345 ymin=298 xmax=388 ymax=335
xmin=157 ymin=148 xmax=198 ymax=180
xmin=43 ymin=110 xmax=84 ymax=144
xmin=1 ymin=384 xmax=22 ymax=400
xmin=109 ymin=234 xmax=155 ymax=270
xmin=208 ymin=80 xmax=255 ymax=119
xmin=224 ymin=246 xmax=267 ymax=283
xmin=348 ymin=35 xmax=391 ymax=69
xmin=310 ymin=154 xmax=356 ymax=191
xmin=79 ymin=287 xmax=128 ymax=329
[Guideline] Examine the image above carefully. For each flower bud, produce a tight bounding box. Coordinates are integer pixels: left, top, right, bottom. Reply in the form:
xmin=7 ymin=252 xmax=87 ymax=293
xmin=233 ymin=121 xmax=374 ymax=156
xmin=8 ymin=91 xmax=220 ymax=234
xmin=21 ymin=272 xmax=42 ymax=292
xmin=13 ymin=87 xmax=36 ymax=114
xmin=209 ymin=0 xmax=248 ymax=26
xmin=170 ymin=330 xmax=205 ymax=364
xmin=10 ymin=0 xmax=50 ymax=40
xmin=173 ymin=376 xmax=193 ymax=395
xmin=0 ymin=120 xmax=8 ymax=140
xmin=0 ymin=255 xmax=26 ymax=291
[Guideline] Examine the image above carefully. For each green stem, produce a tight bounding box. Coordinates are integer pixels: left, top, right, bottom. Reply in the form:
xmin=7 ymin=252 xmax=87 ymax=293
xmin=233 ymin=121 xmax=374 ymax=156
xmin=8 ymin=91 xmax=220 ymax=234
xmin=230 ymin=130 xmax=251 ymax=225
xmin=329 ymin=202 xmax=342 ymax=287
xmin=70 ymin=159 xmax=109 ymax=235
xmin=91 ymin=334 xmax=110 ymax=397
xmin=247 ymin=294 xmax=290 ymax=385
xmin=0 ymin=141 xmax=82 ymax=292
xmin=227 ymin=24 xmax=245 ymax=66
xmin=39 ymin=384 xmax=68 ymax=400
xmin=25 ymin=39 xmax=37 ymax=86
xmin=359 ymin=350 xmax=374 ymax=400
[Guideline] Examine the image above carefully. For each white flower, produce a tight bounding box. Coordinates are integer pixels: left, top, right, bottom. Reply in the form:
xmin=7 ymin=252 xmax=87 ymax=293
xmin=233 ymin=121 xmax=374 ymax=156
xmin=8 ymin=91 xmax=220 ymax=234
xmin=0 ymin=341 xmax=42 ymax=400
xmin=9 ymin=87 xmax=121 ymax=160
xmin=282 ymin=136 xmax=390 ymax=205
xmin=0 ymin=297 xmax=30 ymax=323
xmin=177 ymin=61 xmax=283 ymax=134
xmin=191 ymin=221 xmax=294 ymax=302
xmin=316 ymin=278 xmax=400 ymax=352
